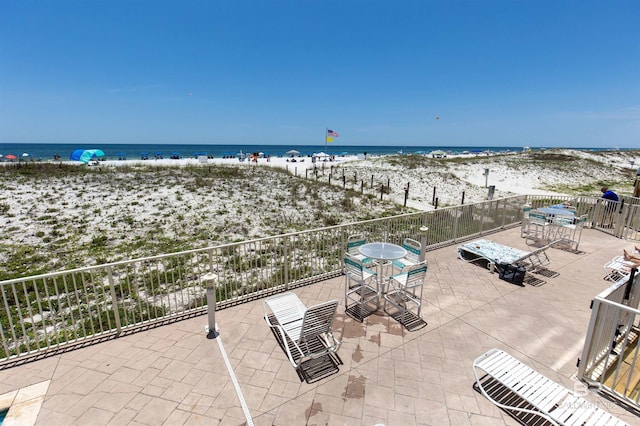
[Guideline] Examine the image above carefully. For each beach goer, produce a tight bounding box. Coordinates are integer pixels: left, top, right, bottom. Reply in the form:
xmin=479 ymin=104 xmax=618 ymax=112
xmin=600 ymin=186 xmax=619 ymax=227
xmin=623 ymin=247 xmax=640 ymax=264
xmin=601 ymin=187 xmax=619 ymax=202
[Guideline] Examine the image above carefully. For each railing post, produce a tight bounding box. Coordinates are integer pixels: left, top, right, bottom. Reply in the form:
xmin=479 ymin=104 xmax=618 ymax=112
xmin=284 ymin=238 xmax=289 ymax=290
xmin=578 ymin=298 xmax=600 ymax=380
xmin=453 ymin=206 xmax=460 ymax=240
xmin=206 ymin=285 xmax=218 ymax=338
xmin=419 ymin=226 xmax=429 ymax=261
xmin=106 ymin=266 xmax=122 ymax=336
xmin=205 ymin=248 xmax=218 ymax=338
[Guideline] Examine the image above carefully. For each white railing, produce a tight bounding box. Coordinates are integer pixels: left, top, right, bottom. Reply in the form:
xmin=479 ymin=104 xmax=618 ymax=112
xmin=578 ymin=270 xmax=640 ymax=408
xmin=0 ymin=195 xmax=527 ymax=365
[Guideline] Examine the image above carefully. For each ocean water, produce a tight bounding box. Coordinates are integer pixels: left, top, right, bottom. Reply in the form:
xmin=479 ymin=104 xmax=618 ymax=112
xmin=0 ymin=142 xmax=622 ymax=161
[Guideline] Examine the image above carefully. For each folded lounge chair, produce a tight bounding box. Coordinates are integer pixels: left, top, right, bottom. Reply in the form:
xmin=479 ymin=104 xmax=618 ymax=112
xmin=458 ymin=239 xmax=554 ymax=275
xmin=473 ymin=348 xmax=627 ymax=425
xmin=263 ymin=292 xmax=341 ymax=371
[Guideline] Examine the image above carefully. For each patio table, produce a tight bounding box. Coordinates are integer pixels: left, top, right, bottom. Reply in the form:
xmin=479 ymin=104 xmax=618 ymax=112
xmin=359 ymin=242 xmax=407 ymax=308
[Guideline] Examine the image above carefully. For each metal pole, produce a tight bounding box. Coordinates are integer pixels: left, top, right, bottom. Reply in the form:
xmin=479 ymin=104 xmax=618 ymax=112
xmin=206 ymin=286 xmax=218 ymax=338
xmin=419 ymin=226 xmax=429 ymax=261
xmin=404 ymin=182 xmax=409 ymax=207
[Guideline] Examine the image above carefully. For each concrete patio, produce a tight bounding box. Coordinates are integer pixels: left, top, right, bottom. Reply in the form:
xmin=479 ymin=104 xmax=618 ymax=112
xmin=0 ymin=227 xmax=638 ymax=425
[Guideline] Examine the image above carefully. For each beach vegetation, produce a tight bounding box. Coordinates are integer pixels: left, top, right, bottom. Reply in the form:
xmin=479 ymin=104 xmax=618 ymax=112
xmin=1 ymin=152 xmax=638 ymax=281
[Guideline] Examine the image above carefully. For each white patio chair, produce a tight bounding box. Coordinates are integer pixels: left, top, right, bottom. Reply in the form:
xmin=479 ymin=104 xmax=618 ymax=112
xmin=346 ymin=233 xmax=374 ymax=266
xmin=263 ymin=292 xmax=340 ymax=370
xmin=554 ymin=213 xmax=588 ymax=251
xmin=524 ymin=211 xmax=550 ymax=245
xmin=384 ymin=260 xmax=428 ymax=317
xmin=344 ymin=253 xmax=378 ymax=318
xmin=392 ymin=238 xmax=421 ymax=272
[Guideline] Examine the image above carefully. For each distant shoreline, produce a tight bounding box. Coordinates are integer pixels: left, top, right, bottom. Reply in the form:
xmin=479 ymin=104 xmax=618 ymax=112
xmin=0 ymin=142 xmax=633 ymax=163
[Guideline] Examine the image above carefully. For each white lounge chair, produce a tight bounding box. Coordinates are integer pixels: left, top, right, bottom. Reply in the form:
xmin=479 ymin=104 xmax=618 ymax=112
xmin=263 ymin=292 xmax=340 ymax=370
xmin=458 ymin=239 xmax=553 ymax=274
xmin=473 ymin=348 xmax=628 ymax=425
xmin=604 ymin=255 xmax=636 ymax=283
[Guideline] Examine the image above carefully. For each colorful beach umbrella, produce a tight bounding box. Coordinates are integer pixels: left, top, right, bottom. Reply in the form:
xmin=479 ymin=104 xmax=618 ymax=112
xmin=5 ymin=154 xmax=17 ymax=160
xmin=70 ymin=149 xmax=105 ymax=163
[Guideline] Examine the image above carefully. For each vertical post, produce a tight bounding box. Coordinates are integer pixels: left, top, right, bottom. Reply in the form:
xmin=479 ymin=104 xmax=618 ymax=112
xmin=404 ymin=182 xmax=409 ymax=207
xmin=434 ymin=198 xmax=438 ymax=209
xmin=487 ymin=185 xmax=495 ymax=200
xmin=283 ymin=238 xmax=289 ymax=290
xmin=371 ymin=174 xmax=374 ymax=189
xmin=461 ymin=191 xmax=465 ymax=205
xmin=483 ymin=168 xmax=489 ymax=188
xmin=521 ymin=203 xmax=531 ymax=237
xmin=432 ymin=187 xmax=436 ymax=205
xmin=354 ymin=172 xmax=357 ymax=184
xmin=305 ymin=169 xmax=308 ymax=179
xmin=329 ymin=174 xmax=332 ymax=185
xmin=294 ymin=167 xmax=297 ymax=177
xmin=361 ymin=180 xmax=364 ymax=193
xmin=206 ymin=286 xmax=218 ymax=338
xmin=343 ymin=175 xmax=346 ymax=188
xmin=419 ymin=226 xmax=429 ymax=261
xmin=380 ymin=184 xmax=384 ymax=200
xmin=106 ymin=266 xmax=122 ymax=335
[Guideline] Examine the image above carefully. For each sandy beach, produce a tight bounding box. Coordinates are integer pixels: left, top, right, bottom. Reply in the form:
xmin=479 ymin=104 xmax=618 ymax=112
xmin=0 ymin=149 xmax=638 ymax=279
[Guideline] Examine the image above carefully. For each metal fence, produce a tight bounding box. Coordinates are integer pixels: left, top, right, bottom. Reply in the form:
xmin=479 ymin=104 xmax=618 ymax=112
xmin=578 ymin=270 xmax=640 ymax=408
xmin=0 ymin=195 xmax=529 ymax=365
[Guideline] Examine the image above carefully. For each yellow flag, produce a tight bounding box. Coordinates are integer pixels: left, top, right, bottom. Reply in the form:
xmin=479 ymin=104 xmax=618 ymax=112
xmin=326 ymin=137 xmax=334 ymax=143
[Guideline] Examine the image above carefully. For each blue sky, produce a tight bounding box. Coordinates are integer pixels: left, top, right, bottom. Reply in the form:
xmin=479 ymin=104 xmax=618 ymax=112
xmin=1 ymin=1 xmax=638 ymax=148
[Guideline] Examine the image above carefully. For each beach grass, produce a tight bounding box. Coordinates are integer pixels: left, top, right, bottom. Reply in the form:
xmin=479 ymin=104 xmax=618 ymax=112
xmin=1 ymin=149 xmax=639 ymax=280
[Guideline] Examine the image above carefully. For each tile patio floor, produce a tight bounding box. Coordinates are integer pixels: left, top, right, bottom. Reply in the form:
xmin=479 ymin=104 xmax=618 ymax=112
xmin=1 ymin=227 xmax=639 ymax=425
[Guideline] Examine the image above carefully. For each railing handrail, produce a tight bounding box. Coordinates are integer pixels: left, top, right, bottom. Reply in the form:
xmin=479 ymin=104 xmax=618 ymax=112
xmin=2 ymin=192 xmax=637 ymax=369
xmin=0 ymin=194 xmax=523 ymax=286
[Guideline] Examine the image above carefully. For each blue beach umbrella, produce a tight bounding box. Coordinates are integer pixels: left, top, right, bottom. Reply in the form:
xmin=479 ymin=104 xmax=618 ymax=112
xmin=70 ymin=149 xmax=105 ymax=163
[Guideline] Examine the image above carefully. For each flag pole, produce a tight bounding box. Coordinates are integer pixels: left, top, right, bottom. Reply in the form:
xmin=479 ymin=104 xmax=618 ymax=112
xmin=324 ymin=127 xmax=328 ymax=153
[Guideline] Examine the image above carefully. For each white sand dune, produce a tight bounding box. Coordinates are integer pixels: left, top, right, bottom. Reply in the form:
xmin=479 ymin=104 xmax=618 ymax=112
xmin=0 ymin=149 xmax=638 ymax=274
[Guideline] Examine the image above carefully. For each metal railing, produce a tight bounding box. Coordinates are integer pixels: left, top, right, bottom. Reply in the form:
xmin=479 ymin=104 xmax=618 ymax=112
xmin=0 ymin=195 xmax=527 ymax=365
xmin=578 ymin=270 xmax=640 ymax=408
